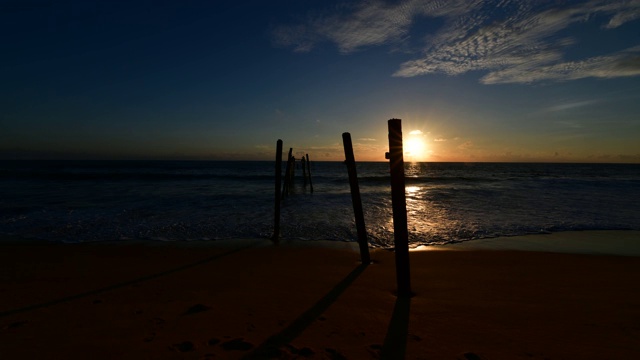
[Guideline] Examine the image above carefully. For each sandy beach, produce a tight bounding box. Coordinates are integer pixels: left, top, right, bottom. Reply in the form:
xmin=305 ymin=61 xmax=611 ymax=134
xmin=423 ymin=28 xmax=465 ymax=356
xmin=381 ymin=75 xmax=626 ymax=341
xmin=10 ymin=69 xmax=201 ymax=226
xmin=1 ymin=232 xmax=640 ymax=359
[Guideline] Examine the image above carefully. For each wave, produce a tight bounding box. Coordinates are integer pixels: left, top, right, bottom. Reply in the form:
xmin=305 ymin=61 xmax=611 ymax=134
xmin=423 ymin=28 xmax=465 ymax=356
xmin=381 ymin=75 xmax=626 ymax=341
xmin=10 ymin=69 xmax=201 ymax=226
xmin=2 ymin=161 xmax=639 ymax=246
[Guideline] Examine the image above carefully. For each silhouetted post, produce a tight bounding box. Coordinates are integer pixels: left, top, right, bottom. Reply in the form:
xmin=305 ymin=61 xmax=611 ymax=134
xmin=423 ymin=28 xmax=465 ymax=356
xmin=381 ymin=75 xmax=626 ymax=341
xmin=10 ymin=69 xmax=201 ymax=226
xmin=301 ymin=156 xmax=307 ymax=187
xmin=306 ymin=154 xmax=313 ymax=193
xmin=282 ymin=148 xmax=293 ymax=198
xmin=386 ymin=119 xmax=411 ymax=297
xmin=342 ymin=132 xmax=371 ymax=264
xmin=273 ymin=140 xmax=283 ymax=242
xmin=290 ymin=156 xmax=296 ymax=186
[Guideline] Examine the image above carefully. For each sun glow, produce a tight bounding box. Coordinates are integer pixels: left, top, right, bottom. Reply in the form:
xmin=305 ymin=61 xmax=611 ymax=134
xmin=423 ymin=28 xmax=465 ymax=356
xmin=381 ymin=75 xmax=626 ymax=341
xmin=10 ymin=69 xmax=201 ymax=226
xmin=405 ymin=138 xmax=424 ymax=156
xmin=404 ymin=134 xmax=429 ymax=161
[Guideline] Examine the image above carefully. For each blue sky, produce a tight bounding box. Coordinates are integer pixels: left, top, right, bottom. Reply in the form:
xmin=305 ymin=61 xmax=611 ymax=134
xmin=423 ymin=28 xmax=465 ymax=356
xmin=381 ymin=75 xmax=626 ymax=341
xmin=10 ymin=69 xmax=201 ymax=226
xmin=1 ymin=0 xmax=639 ymax=162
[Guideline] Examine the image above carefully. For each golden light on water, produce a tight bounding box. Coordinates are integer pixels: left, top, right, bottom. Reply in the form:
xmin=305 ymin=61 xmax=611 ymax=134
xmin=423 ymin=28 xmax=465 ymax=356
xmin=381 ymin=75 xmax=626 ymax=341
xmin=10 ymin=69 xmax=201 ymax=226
xmin=406 ymin=185 xmax=421 ymax=195
xmin=405 ymin=185 xmax=425 ymax=217
xmin=405 ymin=184 xmax=437 ymax=247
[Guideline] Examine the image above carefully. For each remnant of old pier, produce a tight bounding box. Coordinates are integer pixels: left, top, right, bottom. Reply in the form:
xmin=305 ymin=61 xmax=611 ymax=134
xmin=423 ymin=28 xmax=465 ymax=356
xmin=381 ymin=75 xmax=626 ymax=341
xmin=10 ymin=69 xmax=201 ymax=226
xmin=272 ymin=141 xmax=313 ymax=242
xmin=272 ymin=120 xmax=412 ymax=299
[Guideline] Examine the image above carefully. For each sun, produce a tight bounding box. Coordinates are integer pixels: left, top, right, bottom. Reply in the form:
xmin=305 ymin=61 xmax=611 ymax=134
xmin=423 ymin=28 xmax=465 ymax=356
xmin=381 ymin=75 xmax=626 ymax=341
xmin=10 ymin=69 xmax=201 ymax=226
xmin=405 ymin=138 xmax=424 ymax=156
xmin=404 ymin=137 xmax=427 ymax=161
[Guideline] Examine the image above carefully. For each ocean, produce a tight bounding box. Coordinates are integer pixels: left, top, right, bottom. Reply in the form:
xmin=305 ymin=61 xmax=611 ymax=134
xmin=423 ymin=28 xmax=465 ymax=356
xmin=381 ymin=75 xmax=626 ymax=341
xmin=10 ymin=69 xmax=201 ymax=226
xmin=1 ymin=160 xmax=639 ymax=248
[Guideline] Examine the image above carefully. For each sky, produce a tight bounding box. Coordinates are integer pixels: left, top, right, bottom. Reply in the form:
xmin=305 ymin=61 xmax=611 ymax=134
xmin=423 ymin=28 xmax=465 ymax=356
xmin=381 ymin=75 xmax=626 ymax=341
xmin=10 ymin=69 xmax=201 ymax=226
xmin=1 ymin=0 xmax=640 ymax=162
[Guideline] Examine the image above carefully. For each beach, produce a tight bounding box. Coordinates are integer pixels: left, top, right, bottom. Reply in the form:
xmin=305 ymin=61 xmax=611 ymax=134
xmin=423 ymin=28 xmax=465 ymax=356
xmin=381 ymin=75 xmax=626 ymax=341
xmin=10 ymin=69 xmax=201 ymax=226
xmin=2 ymin=231 xmax=640 ymax=359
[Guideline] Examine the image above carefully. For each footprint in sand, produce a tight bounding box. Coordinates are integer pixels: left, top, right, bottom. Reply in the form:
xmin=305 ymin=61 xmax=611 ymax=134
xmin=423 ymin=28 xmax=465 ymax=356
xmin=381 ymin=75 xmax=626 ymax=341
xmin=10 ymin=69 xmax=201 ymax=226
xmin=220 ymin=338 xmax=254 ymax=351
xmin=172 ymin=341 xmax=195 ymax=352
xmin=5 ymin=321 xmax=28 ymax=330
xmin=143 ymin=332 xmax=156 ymax=342
xmin=325 ymin=348 xmax=347 ymax=360
xmin=183 ymin=303 xmax=211 ymax=315
xmin=367 ymin=344 xmax=384 ymax=357
xmin=284 ymin=344 xmax=315 ymax=358
xmin=149 ymin=317 xmax=165 ymax=326
xmin=458 ymin=352 xmax=486 ymax=360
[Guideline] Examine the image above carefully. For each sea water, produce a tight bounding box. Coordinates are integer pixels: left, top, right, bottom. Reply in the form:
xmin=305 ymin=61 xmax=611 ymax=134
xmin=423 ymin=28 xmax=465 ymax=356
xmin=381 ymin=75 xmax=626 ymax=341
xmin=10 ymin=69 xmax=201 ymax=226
xmin=1 ymin=160 xmax=639 ymax=248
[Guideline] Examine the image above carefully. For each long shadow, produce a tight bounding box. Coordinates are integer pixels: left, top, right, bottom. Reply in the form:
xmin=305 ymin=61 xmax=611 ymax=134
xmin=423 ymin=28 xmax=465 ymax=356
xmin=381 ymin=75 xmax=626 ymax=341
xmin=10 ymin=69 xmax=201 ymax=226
xmin=0 ymin=243 xmax=256 ymax=318
xmin=380 ymin=294 xmax=412 ymax=359
xmin=243 ymin=262 xmax=369 ymax=359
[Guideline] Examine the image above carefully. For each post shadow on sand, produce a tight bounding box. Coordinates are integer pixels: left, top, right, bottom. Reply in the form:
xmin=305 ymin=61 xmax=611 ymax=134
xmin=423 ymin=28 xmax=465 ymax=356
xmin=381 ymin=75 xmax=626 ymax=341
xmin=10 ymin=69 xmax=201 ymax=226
xmin=0 ymin=243 xmax=257 ymax=318
xmin=380 ymin=294 xmax=412 ymax=359
xmin=242 ymin=262 xmax=369 ymax=359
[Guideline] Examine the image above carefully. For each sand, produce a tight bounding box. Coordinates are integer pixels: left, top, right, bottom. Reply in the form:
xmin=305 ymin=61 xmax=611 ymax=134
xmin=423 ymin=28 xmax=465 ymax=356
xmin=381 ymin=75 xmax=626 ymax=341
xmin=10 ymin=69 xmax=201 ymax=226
xmin=1 ymin=232 xmax=640 ymax=359
xmin=426 ymin=230 xmax=640 ymax=256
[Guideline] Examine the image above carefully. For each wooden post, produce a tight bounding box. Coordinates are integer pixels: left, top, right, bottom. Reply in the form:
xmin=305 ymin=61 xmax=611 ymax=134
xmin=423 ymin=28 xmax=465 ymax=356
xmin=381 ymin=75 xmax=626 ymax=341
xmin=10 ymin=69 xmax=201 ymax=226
xmin=290 ymin=156 xmax=296 ymax=186
xmin=342 ymin=133 xmax=371 ymax=264
xmin=273 ymin=140 xmax=283 ymax=242
xmin=386 ymin=119 xmax=411 ymax=297
xmin=305 ymin=154 xmax=313 ymax=193
xmin=282 ymin=148 xmax=293 ymax=198
xmin=301 ymin=156 xmax=307 ymax=187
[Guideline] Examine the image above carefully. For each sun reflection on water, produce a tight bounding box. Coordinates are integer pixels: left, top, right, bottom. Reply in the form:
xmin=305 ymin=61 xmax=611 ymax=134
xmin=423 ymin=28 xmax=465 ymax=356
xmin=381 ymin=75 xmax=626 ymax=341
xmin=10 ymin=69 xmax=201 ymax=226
xmin=399 ymin=182 xmax=468 ymax=248
xmin=370 ymin=162 xmax=487 ymax=248
xmin=406 ymin=185 xmax=420 ymax=195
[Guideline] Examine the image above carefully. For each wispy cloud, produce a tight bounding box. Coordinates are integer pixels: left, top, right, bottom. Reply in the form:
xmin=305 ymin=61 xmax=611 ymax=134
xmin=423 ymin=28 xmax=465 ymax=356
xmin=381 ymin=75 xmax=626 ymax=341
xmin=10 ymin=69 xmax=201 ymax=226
xmin=274 ymin=0 xmax=640 ymax=84
xmin=408 ymin=129 xmax=423 ymax=135
xmin=544 ymin=100 xmax=599 ymax=112
xmin=273 ymin=0 xmax=427 ymax=53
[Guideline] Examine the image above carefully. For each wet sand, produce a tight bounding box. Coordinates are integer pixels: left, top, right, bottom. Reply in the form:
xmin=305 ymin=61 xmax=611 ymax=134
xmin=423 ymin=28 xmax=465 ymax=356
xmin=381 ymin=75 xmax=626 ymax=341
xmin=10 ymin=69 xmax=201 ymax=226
xmin=426 ymin=230 xmax=640 ymax=256
xmin=1 ymin=232 xmax=640 ymax=359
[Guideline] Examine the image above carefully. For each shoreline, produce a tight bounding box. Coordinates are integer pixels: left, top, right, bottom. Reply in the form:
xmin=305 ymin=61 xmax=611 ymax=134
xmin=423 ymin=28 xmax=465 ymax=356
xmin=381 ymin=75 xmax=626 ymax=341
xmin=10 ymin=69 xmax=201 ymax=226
xmin=2 ymin=229 xmax=639 ymax=256
xmin=1 ymin=230 xmax=640 ymax=358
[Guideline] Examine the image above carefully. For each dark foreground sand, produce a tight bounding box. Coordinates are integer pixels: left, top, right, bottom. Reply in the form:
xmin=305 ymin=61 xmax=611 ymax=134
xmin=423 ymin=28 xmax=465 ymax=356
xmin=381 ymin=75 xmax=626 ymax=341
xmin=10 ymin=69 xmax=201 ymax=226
xmin=1 ymin=234 xmax=639 ymax=359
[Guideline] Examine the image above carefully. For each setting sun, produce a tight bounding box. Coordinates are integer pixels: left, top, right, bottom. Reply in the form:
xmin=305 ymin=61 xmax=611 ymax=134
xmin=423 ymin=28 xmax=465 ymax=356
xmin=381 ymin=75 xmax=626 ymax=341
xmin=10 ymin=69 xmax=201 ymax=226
xmin=405 ymin=138 xmax=424 ymax=156
xmin=404 ymin=134 xmax=429 ymax=161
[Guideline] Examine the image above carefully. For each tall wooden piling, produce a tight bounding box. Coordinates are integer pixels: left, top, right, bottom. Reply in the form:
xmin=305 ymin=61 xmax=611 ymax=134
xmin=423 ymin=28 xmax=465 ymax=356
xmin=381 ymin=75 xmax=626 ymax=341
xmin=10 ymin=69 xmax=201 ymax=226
xmin=342 ymin=132 xmax=371 ymax=264
xmin=387 ymin=119 xmax=411 ymax=297
xmin=290 ymin=156 xmax=295 ymax=186
xmin=301 ymin=156 xmax=307 ymax=187
xmin=282 ymin=148 xmax=293 ymax=198
xmin=305 ymin=154 xmax=313 ymax=193
xmin=273 ymin=140 xmax=283 ymax=242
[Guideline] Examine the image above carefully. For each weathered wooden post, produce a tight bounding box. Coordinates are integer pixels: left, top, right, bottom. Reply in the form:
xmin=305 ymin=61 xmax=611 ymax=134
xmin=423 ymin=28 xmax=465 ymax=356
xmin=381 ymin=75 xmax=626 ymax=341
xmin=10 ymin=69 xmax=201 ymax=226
xmin=282 ymin=148 xmax=293 ymax=198
xmin=386 ymin=119 xmax=411 ymax=297
xmin=301 ymin=156 xmax=307 ymax=187
xmin=273 ymin=140 xmax=283 ymax=242
xmin=290 ymin=156 xmax=296 ymax=186
xmin=342 ymin=132 xmax=371 ymax=264
xmin=305 ymin=154 xmax=313 ymax=193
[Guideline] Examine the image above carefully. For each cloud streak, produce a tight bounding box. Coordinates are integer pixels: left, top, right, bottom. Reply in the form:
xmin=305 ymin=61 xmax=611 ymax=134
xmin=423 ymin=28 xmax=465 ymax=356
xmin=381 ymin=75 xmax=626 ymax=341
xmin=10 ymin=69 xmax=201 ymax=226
xmin=272 ymin=0 xmax=428 ymax=53
xmin=274 ymin=0 xmax=640 ymax=84
xmin=544 ymin=100 xmax=599 ymax=112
